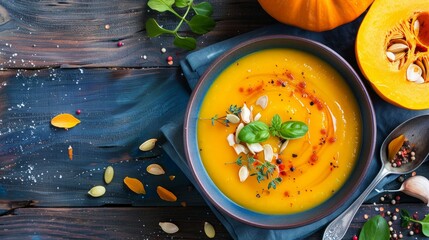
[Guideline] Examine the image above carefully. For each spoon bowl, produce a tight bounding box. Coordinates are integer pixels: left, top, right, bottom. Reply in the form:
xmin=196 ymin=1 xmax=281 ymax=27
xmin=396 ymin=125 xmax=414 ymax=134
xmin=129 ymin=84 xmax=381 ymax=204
xmin=323 ymin=114 xmax=429 ymax=240
xmin=380 ymin=114 xmax=429 ymax=174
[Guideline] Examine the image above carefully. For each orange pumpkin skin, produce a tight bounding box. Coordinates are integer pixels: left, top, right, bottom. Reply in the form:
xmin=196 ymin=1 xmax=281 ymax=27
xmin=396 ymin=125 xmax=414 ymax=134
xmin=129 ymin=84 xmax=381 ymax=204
xmin=356 ymin=0 xmax=429 ymax=109
xmin=257 ymin=0 xmax=373 ymax=32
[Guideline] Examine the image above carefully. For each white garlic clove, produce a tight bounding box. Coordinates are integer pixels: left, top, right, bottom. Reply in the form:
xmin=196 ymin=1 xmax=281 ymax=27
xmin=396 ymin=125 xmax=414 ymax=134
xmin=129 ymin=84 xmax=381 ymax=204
xmin=400 ymin=175 xmax=429 ymax=206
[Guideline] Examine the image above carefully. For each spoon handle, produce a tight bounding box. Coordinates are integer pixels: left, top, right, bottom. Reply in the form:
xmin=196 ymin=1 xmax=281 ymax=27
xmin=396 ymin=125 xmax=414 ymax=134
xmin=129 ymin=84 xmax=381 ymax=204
xmin=322 ymin=167 xmax=390 ymax=240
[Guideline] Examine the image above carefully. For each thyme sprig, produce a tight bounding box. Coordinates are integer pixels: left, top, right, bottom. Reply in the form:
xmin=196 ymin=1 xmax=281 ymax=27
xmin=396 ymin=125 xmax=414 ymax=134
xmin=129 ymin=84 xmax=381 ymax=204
xmin=210 ymin=105 xmax=242 ymax=127
xmin=229 ymin=155 xmax=282 ymax=189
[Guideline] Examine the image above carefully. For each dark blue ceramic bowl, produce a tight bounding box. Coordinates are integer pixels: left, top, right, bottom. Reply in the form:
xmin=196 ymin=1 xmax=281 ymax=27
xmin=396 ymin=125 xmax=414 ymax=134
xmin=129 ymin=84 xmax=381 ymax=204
xmin=184 ymin=35 xmax=376 ymax=228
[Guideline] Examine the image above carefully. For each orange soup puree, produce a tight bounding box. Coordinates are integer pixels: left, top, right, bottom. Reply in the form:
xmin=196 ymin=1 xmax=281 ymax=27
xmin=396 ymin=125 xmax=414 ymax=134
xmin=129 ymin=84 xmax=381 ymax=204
xmin=197 ymin=49 xmax=362 ymax=214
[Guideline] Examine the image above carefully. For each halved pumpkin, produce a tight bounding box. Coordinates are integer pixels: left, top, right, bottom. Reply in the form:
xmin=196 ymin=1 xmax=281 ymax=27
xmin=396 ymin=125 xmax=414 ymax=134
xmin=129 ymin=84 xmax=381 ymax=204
xmin=257 ymin=0 xmax=374 ymax=32
xmin=356 ymin=0 xmax=429 ymax=110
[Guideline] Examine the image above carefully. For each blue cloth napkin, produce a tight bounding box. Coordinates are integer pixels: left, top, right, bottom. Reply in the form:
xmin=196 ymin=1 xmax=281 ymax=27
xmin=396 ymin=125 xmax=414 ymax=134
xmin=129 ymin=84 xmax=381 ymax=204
xmin=162 ymin=24 xmax=429 ymax=239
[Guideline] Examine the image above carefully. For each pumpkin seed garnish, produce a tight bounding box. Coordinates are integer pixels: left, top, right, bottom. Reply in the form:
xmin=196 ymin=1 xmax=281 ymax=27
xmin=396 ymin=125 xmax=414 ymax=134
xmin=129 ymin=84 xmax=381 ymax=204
xmin=226 ymin=114 xmax=240 ymax=124
xmin=104 ymin=166 xmax=114 ymax=184
xmin=88 ymin=185 xmax=106 ymax=198
xmin=204 ymin=222 xmax=216 ymax=238
xmin=146 ymin=163 xmax=165 ymax=175
xmin=256 ymin=95 xmax=268 ymax=109
xmin=139 ymin=138 xmax=157 ymax=151
xmin=238 ymin=165 xmax=249 ymax=182
xmin=159 ymin=222 xmax=179 ymax=234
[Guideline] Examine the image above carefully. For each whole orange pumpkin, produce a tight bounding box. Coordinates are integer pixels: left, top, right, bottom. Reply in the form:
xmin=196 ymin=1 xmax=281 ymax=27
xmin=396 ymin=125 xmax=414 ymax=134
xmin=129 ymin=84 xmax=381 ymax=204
xmin=258 ymin=0 xmax=374 ymax=32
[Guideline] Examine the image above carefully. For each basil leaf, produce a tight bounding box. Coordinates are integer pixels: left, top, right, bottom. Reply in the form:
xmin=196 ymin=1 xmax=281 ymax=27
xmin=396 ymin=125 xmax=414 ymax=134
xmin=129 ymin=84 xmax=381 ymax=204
xmin=192 ymin=2 xmax=213 ymax=16
xmin=238 ymin=121 xmax=270 ymax=143
xmin=360 ymin=215 xmax=390 ymax=240
xmin=145 ymin=18 xmax=172 ymax=37
xmin=173 ymin=35 xmax=196 ymax=50
xmin=147 ymin=0 xmax=174 ymax=12
xmin=269 ymin=114 xmax=282 ymax=137
xmin=400 ymin=209 xmax=411 ymax=228
xmin=279 ymin=121 xmax=308 ymax=139
xmin=421 ymin=214 xmax=429 ymax=236
xmin=188 ymin=15 xmax=216 ymax=34
xmin=175 ymin=0 xmax=190 ymax=8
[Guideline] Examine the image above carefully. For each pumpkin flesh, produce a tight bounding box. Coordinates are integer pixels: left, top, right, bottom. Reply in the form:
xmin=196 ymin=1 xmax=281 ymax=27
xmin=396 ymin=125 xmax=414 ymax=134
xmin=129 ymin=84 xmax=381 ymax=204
xmin=258 ymin=0 xmax=374 ymax=32
xmin=356 ymin=0 xmax=429 ymax=109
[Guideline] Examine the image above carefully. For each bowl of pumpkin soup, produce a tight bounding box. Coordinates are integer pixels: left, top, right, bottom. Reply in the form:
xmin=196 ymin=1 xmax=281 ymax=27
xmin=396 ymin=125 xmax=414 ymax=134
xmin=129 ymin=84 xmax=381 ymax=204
xmin=184 ymin=35 xmax=376 ymax=228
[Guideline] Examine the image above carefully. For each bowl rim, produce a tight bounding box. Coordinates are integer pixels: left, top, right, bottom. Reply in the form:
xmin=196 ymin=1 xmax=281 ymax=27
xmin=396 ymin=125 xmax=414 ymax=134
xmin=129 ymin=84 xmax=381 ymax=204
xmin=184 ymin=34 xmax=376 ymax=229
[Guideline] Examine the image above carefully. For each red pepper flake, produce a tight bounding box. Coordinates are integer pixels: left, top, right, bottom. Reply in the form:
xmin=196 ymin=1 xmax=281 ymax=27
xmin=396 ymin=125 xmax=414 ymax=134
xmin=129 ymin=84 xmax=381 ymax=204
xmin=280 ymin=171 xmax=287 ymax=176
xmin=298 ymin=81 xmax=306 ymax=89
xmin=309 ymin=153 xmax=318 ymax=165
xmin=278 ymin=164 xmax=285 ymax=171
xmin=328 ymin=137 xmax=336 ymax=143
xmin=238 ymin=87 xmax=244 ymax=92
xmin=284 ymin=191 xmax=290 ymax=197
xmin=320 ymin=129 xmax=327 ymax=135
xmin=286 ymin=72 xmax=294 ymax=80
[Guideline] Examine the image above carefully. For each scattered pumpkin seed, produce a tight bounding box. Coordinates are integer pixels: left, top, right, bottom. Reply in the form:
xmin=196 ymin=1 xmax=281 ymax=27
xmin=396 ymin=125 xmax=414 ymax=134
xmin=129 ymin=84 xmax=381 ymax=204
xmin=263 ymin=144 xmax=274 ymax=162
xmin=226 ymin=114 xmax=240 ymax=124
xmin=104 ymin=166 xmax=114 ymax=184
xmin=238 ymin=165 xmax=249 ymax=182
xmin=256 ymin=95 xmax=268 ymax=109
xmin=240 ymin=103 xmax=251 ymax=123
xmin=146 ymin=163 xmax=165 ymax=175
xmin=204 ymin=222 xmax=216 ymax=238
xmin=157 ymin=186 xmax=177 ymax=202
xmin=159 ymin=222 xmax=179 ymax=234
xmin=88 ymin=185 xmax=106 ymax=198
xmin=139 ymin=138 xmax=157 ymax=151
xmin=124 ymin=176 xmax=146 ymax=194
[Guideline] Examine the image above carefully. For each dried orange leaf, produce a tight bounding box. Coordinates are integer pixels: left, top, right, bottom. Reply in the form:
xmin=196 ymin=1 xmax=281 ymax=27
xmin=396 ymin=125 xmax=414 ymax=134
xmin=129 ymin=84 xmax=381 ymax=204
xmin=388 ymin=134 xmax=405 ymax=161
xmin=124 ymin=176 xmax=146 ymax=194
xmin=51 ymin=113 xmax=81 ymax=129
xmin=156 ymin=186 xmax=177 ymax=202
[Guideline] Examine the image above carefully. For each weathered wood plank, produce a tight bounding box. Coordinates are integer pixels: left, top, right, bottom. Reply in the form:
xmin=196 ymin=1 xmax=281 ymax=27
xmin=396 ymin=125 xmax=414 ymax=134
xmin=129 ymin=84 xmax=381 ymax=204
xmin=0 ymin=0 xmax=274 ymax=69
xmin=0 ymin=68 xmax=207 ymax=206
xmin=0 ymin=203 xmax=428 ymax=239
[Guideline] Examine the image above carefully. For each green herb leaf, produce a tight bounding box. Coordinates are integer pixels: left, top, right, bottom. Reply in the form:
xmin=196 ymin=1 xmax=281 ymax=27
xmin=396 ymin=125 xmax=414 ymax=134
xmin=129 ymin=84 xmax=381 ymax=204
xmin=188 ymin=15 xmax=216 ymax=34
xmin=145 ymin=18 xmax=172 ymax=37
xmin=145 ymin=0 xmax=215 ymax=50
xmin=359 ymin=215 xmax=390 ymax=240
xmin=175 ymin=0 xmax=190 ymax=8
xmin=400 ymin=209 xmax=411 ymax=228
xmin=173 ymin=35 xmax=197 ymax=50
xmin=421 ymin=214 xmax=429 ymax=236
xmin=192 ymin=2 xmax=213 ymax=16
xmin=238 ymin=121 xmax=270 ymax=143
xmin=279 ymin=121 xmax=308 ymax=139
xmin=269 ymin=114 xmax=282 ymax=137
xmin=148 ymin=0 xmax=175 ymax=12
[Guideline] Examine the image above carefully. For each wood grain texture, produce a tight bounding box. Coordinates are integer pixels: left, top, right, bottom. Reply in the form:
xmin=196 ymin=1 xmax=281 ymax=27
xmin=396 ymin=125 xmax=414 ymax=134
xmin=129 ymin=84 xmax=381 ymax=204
xmin=0 ymin=0 xmax=274 ymax=69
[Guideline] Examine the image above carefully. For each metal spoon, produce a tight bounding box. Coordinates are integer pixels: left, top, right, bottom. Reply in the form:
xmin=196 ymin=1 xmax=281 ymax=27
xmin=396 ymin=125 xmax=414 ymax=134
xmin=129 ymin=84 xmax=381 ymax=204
xmin=323 ymin=114 xmax=429 ymax=240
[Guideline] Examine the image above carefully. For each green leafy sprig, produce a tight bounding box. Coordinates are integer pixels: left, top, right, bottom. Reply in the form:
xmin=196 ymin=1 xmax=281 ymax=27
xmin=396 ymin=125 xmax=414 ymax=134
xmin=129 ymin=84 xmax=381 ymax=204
xmin=210 ymin=105 xmax=242 ymax=127
xmin=238 ymin=114 xmax=308 ymax=143
xmin=230 ymin=155 xmax=282 ymax=190
xmin=401 ymin=209 xmax=429 ymax=236
xmin=146 ymin=0 xmax=215 ymax=50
